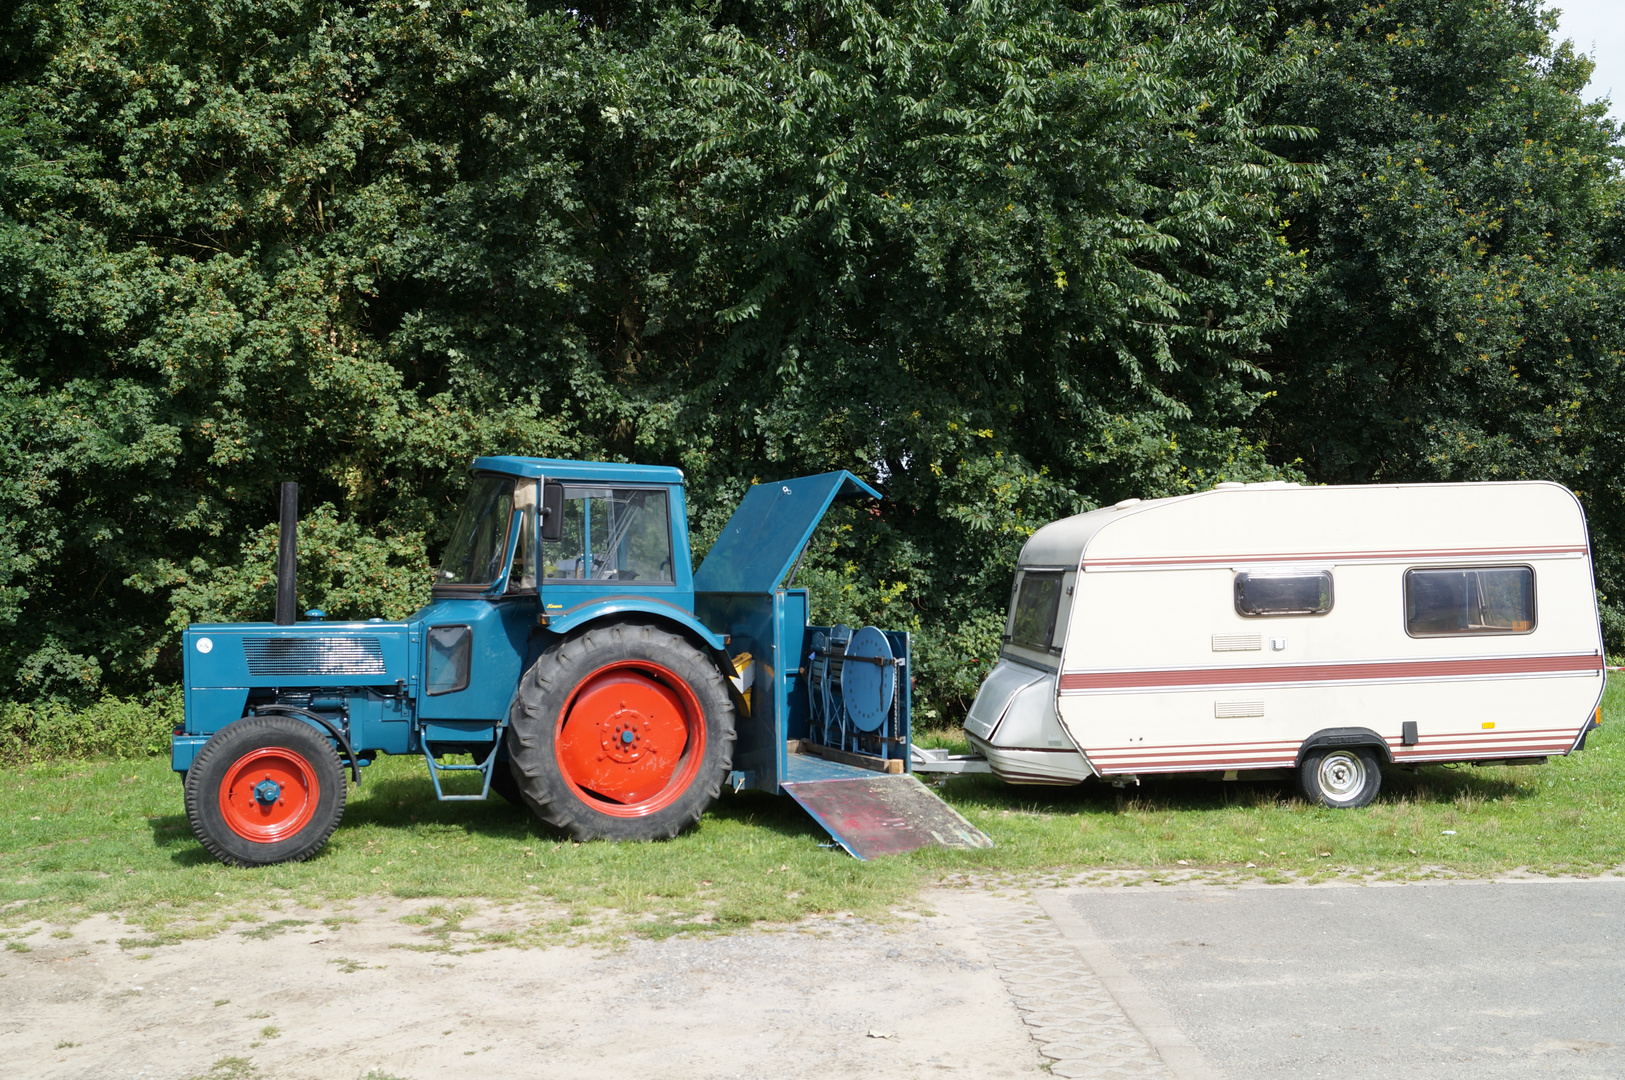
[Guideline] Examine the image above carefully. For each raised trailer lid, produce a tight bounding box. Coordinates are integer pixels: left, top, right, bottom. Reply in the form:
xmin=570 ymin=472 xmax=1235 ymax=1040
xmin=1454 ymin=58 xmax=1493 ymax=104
xmin=694 ymin=471 xmax=881 ymax=595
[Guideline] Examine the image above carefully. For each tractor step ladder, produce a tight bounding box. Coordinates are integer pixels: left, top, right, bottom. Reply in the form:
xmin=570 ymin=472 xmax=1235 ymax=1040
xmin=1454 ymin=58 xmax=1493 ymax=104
xmin=417 ymin=718 xmax=509 ymax=801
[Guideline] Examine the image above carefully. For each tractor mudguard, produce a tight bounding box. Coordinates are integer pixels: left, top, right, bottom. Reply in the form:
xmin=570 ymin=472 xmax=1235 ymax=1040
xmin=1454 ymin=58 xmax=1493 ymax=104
xmin=543 ymin=596 xmax=728 ymax=652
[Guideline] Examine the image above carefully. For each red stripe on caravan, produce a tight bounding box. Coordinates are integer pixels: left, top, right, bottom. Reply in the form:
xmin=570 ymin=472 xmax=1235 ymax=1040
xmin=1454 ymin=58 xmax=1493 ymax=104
xmin=1059 ymin=653 xmax=1602 ymax=692
xmin=1081 ymin=544 xmax=1587 ymax=570
xmin=1089 ymin=728 xmax=1576 ymax=760
xmin=1087 ymin=740 xmax=1297 ymax=755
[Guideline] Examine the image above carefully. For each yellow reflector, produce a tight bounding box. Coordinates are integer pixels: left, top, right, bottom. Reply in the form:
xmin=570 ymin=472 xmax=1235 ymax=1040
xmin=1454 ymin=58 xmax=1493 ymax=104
xmin=1482 ymin=722 xmax=1495 ymax=729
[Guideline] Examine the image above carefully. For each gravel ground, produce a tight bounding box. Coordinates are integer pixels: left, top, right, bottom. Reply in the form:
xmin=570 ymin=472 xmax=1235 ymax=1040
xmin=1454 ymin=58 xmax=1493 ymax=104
xmin=1 ymin=890 xmax=1044 ymax=1080
xmin=8 ymin=876 xmax=1620 ymax=1080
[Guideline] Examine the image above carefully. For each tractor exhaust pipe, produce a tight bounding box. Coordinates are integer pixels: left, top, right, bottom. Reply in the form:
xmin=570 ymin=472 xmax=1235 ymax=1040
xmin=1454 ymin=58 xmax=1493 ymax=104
xmin=275 ymin=481 xmax=298 ymax=625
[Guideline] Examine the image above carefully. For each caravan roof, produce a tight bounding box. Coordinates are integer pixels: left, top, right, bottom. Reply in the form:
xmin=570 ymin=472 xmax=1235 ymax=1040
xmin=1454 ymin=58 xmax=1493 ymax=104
xmin=1018 ymin=481 xmax=1589 ymax=571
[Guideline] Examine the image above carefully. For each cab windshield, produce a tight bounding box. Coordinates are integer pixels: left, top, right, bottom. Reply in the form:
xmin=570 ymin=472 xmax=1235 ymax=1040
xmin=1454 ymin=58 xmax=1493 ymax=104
xmin=438 ymin=476 xmax=516 ymax=587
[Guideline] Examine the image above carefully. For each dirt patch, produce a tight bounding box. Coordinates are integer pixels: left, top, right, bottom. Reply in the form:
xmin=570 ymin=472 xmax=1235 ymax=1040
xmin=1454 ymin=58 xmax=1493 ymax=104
xmin=3 ymin=890 xmax=1043 ymax=1079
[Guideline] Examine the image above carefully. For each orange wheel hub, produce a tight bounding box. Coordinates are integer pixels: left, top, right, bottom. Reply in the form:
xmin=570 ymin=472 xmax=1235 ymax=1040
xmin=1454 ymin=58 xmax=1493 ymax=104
xmin=218 ymin=747 xmax=320 ymax=842
xmin=555 ymin=663 xmax=705 ymax=815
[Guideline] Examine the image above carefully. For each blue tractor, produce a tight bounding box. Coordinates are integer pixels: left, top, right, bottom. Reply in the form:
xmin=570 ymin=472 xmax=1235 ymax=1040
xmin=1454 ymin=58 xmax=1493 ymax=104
xmin=173 ymin=458 xmax=990 ymax=866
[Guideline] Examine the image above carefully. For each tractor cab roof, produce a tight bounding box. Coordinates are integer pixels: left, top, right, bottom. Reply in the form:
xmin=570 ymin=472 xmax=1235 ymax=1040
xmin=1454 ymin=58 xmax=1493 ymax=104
xmin=471 ymin=456 xmax=685 ymax=487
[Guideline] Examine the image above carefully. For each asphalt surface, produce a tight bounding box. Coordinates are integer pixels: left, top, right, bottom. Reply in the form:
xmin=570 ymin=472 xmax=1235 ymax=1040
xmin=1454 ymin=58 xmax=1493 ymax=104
xmin=1063 ymin=879 xmax=1625 ymax=1079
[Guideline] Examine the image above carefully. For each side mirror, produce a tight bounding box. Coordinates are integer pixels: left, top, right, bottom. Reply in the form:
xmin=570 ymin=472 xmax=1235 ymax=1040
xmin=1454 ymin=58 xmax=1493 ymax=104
xmin=540 ymin=482 xmax=564 ymax=543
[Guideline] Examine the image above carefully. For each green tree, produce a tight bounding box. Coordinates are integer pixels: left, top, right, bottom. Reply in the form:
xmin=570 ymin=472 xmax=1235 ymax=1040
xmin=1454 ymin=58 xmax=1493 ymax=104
xmin=9 ymin=0 xmax=1505 ymax=722
xmin=1244 ymin=0 xmax=1625 ymax=637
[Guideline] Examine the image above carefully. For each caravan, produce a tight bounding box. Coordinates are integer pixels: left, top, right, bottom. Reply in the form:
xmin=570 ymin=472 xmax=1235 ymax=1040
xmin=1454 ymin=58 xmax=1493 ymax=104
xmin=962 ymin=482 xmax=1606 ymax=807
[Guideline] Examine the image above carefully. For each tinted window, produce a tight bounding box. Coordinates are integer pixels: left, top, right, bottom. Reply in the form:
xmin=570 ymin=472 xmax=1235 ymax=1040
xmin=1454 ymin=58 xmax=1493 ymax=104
xmin=437 ymin=476 xmax=514 ymax=586
xmin=1009 ymin=571 xmax=1063 ymax=650
xmin=543 ymin=487 xmax=674 ymax=583
xmin=1235 ymin=571 xmax=1334 ymax=617
xmin=1406 ymin=566 xmax=1534 ymax=636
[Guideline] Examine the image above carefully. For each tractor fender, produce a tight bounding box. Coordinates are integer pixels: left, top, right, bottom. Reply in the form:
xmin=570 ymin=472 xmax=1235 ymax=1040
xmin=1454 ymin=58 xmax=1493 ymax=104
xmin=1295 ymin=727 xmax=1394 ymax=768
xmin=543 ymin=597 xmax=728 ymax=654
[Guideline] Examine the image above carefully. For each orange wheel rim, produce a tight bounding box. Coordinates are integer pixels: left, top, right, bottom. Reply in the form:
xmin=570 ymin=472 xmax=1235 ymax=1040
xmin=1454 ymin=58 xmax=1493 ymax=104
xmin=218 ymin=747 xmax=320 ymax=842
xmin=554 ymin=661 xmax=706 ymax=817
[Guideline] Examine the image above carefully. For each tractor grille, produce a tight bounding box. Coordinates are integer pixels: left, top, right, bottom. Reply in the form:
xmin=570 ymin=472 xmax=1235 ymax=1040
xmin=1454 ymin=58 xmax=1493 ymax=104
xmin=242 ymin=636 xmax=387 ymax=677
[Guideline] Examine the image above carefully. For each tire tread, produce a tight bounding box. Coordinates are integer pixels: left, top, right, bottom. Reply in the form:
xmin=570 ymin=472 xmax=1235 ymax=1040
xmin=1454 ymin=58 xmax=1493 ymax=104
xmin=506 ymin=621 xmax=734 ymax=841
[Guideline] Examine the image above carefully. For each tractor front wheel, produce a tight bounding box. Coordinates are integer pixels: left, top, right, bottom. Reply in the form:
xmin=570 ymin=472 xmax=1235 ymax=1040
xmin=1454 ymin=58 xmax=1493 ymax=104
xmin=505 ymin=621 xmax=735 ymax=841
xmin=184 ymin=715 xmax=347 ymax=866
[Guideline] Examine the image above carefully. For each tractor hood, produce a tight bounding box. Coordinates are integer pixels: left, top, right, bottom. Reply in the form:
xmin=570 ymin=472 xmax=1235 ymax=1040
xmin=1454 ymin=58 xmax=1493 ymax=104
xmin=185 ymin=621 xmax=412 ymax=689
xmin=694 ymin=471 xmax=881 ymax=595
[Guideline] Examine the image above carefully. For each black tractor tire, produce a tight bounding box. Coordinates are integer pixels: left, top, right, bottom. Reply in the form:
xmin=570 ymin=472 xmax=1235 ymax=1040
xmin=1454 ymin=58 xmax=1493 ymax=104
xmin=184 ymin=715 xmax=347 ymax=866
xmin=506 ymin=620 xmax=735 ymax=841
xmin=1299 ymin=746 xmax=1382 ymax=809
xmin=489 ymin=755 xmax=525 ymax=807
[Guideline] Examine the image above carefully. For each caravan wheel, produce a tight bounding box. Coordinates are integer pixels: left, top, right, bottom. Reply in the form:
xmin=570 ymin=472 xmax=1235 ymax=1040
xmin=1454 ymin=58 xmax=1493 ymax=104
xmin=1299 ymin=747 xmax=1381 ymax=809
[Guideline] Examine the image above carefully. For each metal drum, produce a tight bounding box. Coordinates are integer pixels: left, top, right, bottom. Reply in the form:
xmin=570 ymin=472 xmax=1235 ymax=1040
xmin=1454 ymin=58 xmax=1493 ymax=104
xmin=840 ymin=626 xmax=895 ymax=733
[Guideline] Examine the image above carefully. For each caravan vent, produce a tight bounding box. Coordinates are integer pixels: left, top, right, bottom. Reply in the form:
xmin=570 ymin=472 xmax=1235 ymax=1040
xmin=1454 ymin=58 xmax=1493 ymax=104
xmin=1211 ymin=633 xmax=1262 ymax=652
xmin=1214 ymin=700 xmax=1265 ymax=719
xmin=243 ymin=637 xmax=387 ymax=677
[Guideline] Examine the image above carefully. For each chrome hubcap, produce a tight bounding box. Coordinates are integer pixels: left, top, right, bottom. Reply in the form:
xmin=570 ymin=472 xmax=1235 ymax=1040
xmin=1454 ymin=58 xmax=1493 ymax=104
xmin=1317 ymin=752 xmax=1365 ymax=799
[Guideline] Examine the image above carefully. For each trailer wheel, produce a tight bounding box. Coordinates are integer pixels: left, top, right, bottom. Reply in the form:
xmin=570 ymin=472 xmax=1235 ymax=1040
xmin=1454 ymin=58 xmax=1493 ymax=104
xmin=506 ymin=621 xmax=735 ymax=841
xmin=1299 ymin=747 xmax=1382 ymax=809
xmin=184 ymin=715 xmax=347 ymax=867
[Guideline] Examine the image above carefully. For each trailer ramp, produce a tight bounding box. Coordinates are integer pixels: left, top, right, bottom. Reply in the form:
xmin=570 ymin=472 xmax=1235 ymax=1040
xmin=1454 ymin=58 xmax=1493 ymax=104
xmin=781 ymin=753 xmax=992 ymax=860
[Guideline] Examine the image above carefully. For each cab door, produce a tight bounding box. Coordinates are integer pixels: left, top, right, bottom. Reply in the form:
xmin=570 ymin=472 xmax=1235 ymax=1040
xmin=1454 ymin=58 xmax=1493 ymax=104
xmin=539 ymin=484 xmax=682 ymax=617
xmin=417 ymin=478 xmax=537 ymax=722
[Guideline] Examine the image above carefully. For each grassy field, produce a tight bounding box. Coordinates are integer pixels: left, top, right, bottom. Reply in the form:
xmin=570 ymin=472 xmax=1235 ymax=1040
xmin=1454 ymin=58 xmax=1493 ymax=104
xmin=3 ymin=675 xmax=1621 ymax=943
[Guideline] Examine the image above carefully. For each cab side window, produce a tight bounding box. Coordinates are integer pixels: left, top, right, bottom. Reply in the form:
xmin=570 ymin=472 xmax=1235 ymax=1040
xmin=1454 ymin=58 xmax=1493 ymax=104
xmin=543 ymin=487 xmax=673 ymax=583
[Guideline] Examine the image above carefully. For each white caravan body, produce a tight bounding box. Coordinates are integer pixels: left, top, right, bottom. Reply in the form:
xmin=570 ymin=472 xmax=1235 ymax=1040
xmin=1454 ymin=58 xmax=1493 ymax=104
xmin=964 ymin=482 xmax=1605 ymax=786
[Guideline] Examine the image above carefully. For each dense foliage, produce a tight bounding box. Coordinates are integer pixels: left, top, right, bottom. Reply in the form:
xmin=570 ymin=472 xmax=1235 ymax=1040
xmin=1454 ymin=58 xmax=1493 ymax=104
xmin=0 ymin=0 xmax=1618 ymax=720
xmin=1248 ymin=0 xmax=1625 ymax=642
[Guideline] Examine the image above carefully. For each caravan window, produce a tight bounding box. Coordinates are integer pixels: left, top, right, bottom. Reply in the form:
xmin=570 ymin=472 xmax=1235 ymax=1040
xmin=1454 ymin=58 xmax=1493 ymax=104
xmin=1234 ymin=571 xmax=1334 ymax=617
xmin=1405 ymin=566 xmax=1534 ymax=636
xmin=1009 ymin=570 xmax=1064 ymax=650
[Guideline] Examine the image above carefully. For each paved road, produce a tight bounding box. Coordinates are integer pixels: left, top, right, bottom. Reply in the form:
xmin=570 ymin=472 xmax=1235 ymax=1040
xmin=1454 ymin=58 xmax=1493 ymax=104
xmin=1059 ymin=879 xmax=1625 ymax=1079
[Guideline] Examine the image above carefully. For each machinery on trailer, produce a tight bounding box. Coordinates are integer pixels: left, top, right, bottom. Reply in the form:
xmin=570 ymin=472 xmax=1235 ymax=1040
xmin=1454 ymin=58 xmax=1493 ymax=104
xmin=174 ymin=459 xmax=989 ymax=866
xmin=947 ymin=480 xmax=1607 ymax=806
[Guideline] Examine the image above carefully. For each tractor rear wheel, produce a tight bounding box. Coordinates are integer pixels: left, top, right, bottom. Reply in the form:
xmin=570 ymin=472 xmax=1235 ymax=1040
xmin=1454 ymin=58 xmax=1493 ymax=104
xmin=505 ymin=621 xmax=735 ymax=841
xmin=489 ymin=754 xmax=525 ymax=806
xmin=184 ymin=715 xmax=347 ymax=866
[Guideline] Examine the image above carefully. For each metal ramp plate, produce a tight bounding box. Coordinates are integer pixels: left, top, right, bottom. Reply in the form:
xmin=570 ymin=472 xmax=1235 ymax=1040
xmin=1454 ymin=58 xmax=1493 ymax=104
xmin=782 ymin=755 xmax=993 ymax=860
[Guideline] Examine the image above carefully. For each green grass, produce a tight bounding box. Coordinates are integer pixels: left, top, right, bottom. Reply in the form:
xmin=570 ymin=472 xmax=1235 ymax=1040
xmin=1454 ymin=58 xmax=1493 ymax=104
xmin=3 ymin=676 xmax=1621 ymax=942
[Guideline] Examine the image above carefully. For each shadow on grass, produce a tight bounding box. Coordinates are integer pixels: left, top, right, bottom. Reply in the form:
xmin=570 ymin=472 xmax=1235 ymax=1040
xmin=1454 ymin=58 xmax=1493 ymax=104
xmin=706 ymin=788 xmax=833 ymax=843
xmin=138 ymin=812 xmax=224 ymax=866
xmin=929 ymin=761 xmax=1527 ymax=817
xmin=343 ymin=772 xmax=536 ymax=835
xmin=328 ymin=771 xmax=834 ymax=845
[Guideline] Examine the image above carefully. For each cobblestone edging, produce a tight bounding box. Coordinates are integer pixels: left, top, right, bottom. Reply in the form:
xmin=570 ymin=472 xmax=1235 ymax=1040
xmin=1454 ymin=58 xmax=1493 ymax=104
xmin=965 ymin=896 xmax=1176 ymax=1080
